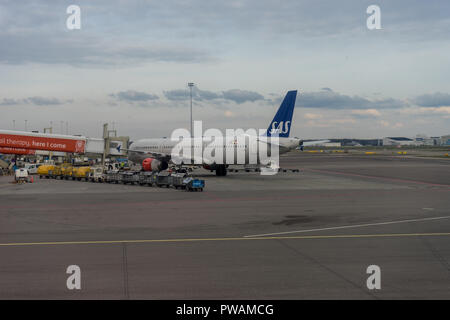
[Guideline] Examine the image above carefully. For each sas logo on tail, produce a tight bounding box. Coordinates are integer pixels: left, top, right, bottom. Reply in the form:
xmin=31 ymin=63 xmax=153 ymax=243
xmin=270 ymin=121 xmax=290 ymax=134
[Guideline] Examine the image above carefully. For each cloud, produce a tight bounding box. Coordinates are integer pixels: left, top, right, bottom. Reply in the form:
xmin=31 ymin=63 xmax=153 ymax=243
xmin=0 ymin=33 xmax=212 ymax=67
xmin=0 ymin=96 xmax=70 ymax=106
xmin=297 ymin=88 xmax=407 ymax=110
xmin=163 ymin=89 xmax=188 ymax=101
xmin=0 ymin=1 xmax=213 ymax=67
xmin=329 ymin=118 xmax=356 ymax=125
xmin=398 ymin=105 xmax=450 ymax=116
xmin=351 ymin=109 xmax=381 ymax=118
xmin=26 ymin=96 xmax=67 ymax=106
xmin=304 ymin=113 xmax=323 ymax=120
xmin=222 ymin=89 xmax=264 ymax=104
xmin=413 ymin=92 xmax=450 ymax=107
xmin=224 ymin=110 xmax=235 ymax=117
xmin=196 ymin=88 xmax=222 ymax=101
xmin=164 ymin=87 xmax=221 ymax=101
xmin=111 ymin=90 xmax=159 ymax=102
xmin=425 ymin=106 xmax=450 ymax=115
xmin=1 ymin=0 xmax=450 ymax=69
xmin=379 ymin=120 xmax=390 ymax=127
xmin=305 ymin=117 xmax=356 ymax=128
xmin=0 ymin=98 xmax=23 ymax=106
xmin=164 ymin=87 xmax=264 ymax=104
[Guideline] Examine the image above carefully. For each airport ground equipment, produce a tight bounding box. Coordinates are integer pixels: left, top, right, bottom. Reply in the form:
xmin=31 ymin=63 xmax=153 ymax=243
xmin=169 ymin=172 xmax=188 ymax=189
xmin=72 ymin=166 xmax=91 ymax=181
xmin=183 ymin=177 xmax=205 ymax=192
xmin=121 ymin=171 xmax=140 ymax=185
xmin=0 ymin=157 xmax=10 ymax=170
xmin=105 ymin=171 xmax=121 ymax=184
xmin=23 ymin=163 xmax=41 ymax=175
xmin=46 ymin=164 xmax=73 ymax=180
xmin=48 ymin=167 xmax=206 ymax=192
xmin=155 ymin=171 xmax=171 ymax=187
xmin=0 ymin=167 xmax=11 ymax=176
xmin=89 ymin=166 xmax=105 ymax=183
xmin=48 ymin=166 xmax=62 ymax=179
xmin=38 ymin=164 xmax=56 ymax=178
xmin=61 ymin=165 xmax=74 ymax=180
xmin=139 ymin=171 xmax=156 ymax=186
xmin=0 ymin=156 xmax=13 ymax=175
xmin=14 ymin=168 xmax=29 ymax=184
xmin=227 ymin=167 xmax=300 ymax=173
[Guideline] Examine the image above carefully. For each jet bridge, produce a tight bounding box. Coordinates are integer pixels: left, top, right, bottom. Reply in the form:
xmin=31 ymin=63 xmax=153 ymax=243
xmin=0 ymin=130 xmax=86 ymax=153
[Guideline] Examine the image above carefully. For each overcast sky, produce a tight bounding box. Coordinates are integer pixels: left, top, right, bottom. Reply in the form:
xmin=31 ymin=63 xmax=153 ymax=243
xmin=0 ymin=0 xmax=449 ymax=140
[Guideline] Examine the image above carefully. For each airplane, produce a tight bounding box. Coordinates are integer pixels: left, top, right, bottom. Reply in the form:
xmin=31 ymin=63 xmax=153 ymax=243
xmin=128 ymin=90 xmax=302 ymax=176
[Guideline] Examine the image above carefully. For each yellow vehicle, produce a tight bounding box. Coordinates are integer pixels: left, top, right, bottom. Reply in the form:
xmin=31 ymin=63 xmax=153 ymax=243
xmin=37 ymin=165 xmax=55 ymax=178
xmin=72 ymin=166 xmax=91 ymax=181
xmin=48 ymin=165 xmax=62 ymax=179
xmin=61 ymin=164 xmax=74 ymax=180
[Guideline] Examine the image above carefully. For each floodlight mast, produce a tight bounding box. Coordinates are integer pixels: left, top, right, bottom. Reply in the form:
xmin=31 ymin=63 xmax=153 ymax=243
xmin=188 ymin=82 xmax=195 ymax=138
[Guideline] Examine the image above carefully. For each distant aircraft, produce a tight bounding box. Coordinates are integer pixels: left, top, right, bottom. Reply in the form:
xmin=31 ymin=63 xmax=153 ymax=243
xmin=128 ymin=90 xmax=314 ymax=176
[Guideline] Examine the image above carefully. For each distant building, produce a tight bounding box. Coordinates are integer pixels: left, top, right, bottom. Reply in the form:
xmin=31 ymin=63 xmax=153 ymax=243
xmin=415 ymin=134 xmax=434 ymax=146
xmin=329 ymin=139 xmax=381 ymax=146
xmin=431 ymin=137 xmax=441 ymax=146
xmin=383 ymin=137 xmax=416 ymax=146
xmin=441 ymin=135 xmax=450 ymax=146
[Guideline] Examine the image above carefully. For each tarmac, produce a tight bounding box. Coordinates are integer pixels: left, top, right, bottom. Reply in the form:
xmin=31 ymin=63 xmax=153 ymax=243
xmin=0 ymin=151 xmax=449 ymax=299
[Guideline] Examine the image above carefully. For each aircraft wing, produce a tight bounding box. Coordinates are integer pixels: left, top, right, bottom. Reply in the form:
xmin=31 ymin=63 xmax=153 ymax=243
xmin=301 ymin=140 xmax=330 ymax=147
xmin=296 ymin=140 xmax=330 ymax=151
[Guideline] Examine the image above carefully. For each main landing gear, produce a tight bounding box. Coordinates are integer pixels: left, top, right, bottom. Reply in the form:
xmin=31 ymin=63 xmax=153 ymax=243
xmin=215 ymin=165 xmax=227 ymax=176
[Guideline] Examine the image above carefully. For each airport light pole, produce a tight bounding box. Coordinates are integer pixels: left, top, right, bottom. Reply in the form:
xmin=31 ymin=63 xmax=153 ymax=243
xmin=24 ymin=120 xmax=28 ymax=131
xmin=188 ymin=82 xmax=194 ymax=137
xmin=44 ymin=127 xmax=53 ymax=160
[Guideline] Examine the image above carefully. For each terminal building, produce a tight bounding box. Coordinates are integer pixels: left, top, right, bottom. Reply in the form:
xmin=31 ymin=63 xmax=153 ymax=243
xmin=306 ymin=135 xmax=450 ymax=147
xmin=383 ymin=137 xmax=417 ymax=146
xmin=0 ymin=124 xmax=129 ymax=167
xmin=382 ymin=135 xmax=450 ymax=146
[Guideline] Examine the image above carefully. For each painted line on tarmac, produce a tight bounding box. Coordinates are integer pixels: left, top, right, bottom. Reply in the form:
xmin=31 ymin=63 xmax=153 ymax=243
xmin=244 ymin=216 xmax=450 ymax=238
xmin=1 ymin=232 xmax=450 ymax=247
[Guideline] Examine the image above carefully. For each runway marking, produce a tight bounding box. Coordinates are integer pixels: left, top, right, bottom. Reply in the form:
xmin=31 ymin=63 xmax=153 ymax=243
xmin=1 ymin=232 xmax=450 ymax=247
xmin=244 ymin=216 xmax=450 ymax=238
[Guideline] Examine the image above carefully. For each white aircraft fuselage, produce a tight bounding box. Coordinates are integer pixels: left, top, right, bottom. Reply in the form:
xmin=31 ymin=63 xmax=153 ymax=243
xmin=128 ymin=136 xmax=300 ymax=165
xmin=127 ymin=90 xmax=300 ymax=176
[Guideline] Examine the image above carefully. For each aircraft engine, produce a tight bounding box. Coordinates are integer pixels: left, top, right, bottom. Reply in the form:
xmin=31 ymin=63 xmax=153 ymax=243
xmin=142 ymin=158 xmax=169 ymax=171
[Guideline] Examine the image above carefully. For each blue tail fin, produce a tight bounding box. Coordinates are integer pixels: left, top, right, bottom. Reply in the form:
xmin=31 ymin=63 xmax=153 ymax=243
xmin=265 ymin=90 xmax=297 ymax=138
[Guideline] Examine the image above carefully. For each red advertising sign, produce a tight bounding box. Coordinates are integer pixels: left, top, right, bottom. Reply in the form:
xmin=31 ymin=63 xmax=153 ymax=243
xmin=0 ymin=133 xmax=86 ymax=153
xmin=0 ymin=147 xmax=36 ymax=155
